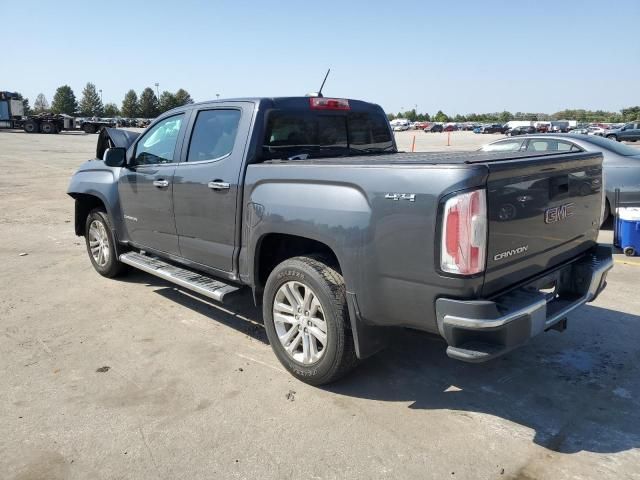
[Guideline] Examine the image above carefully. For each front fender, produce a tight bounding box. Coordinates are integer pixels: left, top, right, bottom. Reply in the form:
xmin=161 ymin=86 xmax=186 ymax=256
xmin=67 ymin=160 xmax=124 ymax=237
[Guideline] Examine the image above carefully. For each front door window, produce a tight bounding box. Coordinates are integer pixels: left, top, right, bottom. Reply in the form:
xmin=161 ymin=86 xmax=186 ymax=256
xmin=133 ymin=115 xmax=184 ymax=165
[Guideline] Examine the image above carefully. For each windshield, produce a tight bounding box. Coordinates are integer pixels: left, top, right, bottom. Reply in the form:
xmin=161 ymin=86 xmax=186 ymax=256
xmin=585 ymin=135 xmax=640 ymax=156
xmin=262 ymin=111 xmax=395 ymax=159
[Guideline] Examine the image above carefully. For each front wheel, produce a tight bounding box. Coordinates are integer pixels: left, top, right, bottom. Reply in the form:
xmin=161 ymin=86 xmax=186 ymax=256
xmin=84 ymin=209 xmax=128 ymax=278
xmin=263 ymin=256 xmax=358 ymax=385
xmin=606 ymin=135 xmax=618 ymax=141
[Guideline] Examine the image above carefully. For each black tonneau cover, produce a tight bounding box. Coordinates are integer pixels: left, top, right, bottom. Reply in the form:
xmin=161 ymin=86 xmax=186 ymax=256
xmin=264 ymin=150 xmax=600 ymax=166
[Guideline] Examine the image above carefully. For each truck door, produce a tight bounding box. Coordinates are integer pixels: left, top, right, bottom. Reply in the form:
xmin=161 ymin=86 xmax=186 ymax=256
xmin=118 ymin=113 xmax=187 ymax=255
xmin=172 ymin=103 xmax=253 ymax=272
xmin=627 ymin=123 xmax=640 ymax=141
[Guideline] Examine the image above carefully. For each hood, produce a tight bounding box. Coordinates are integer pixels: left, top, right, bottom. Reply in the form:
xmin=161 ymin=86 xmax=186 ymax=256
xmin=96 ymin=127 xmax=140 ymax=159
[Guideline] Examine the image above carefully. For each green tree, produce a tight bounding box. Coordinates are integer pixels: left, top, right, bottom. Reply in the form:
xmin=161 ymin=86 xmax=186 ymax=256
xmin=51 ymin=85 xmax=78 ymax=115
xmin=174 ymin=88 xmax=193 ymax=106
xmin=434 ymin=110 xmax=449 ymax=123
xmin=139 ymin=87 xmax=159 ymax=118
xmin=405 ymin=109 xmax=418 ymax=122
xmin=621 ymin=106 xmax=640 ymax=121
xmin=33 ymin=93 xmax=49 ymax=114
xmin=499 ymin=111 xmax=512 ymax=123
xmin=79 ymin=82 xmax=103 ymax=116
xmin=158 ymin=91 xmax=179 ymax=113
xmin=121 ymin=89 xmax=139 ymax=118
xmin=103 ymin=103 xmax=120 ymax=117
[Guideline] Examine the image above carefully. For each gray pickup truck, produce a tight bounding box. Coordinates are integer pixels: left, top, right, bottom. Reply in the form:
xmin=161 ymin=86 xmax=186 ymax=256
xmin=67 ymin=96 xmax=613 ymax=384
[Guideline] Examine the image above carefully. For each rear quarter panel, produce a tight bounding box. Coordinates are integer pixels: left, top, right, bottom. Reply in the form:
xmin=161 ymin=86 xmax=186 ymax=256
xmin=241 ymin=162 xmax=487 ymax=333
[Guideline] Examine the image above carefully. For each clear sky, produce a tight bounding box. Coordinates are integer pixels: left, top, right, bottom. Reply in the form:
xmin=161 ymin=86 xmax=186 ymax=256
xmin=6 ymin=0 xmax=639 ymax=115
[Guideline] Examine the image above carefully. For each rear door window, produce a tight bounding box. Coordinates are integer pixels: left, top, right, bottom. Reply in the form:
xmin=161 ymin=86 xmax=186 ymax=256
xmin=187 ymin=109 xmax=241 ymax=162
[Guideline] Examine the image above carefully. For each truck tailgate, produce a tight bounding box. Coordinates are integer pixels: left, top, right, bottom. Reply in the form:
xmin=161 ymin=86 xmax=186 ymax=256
xmin=482 ymin=151 xmax=603 ymax=296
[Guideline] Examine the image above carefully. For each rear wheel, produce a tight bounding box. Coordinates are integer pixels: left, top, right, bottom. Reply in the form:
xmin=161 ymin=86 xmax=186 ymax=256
xmin=606 ymin=134 xmax=618 ymax=141
xmin=40 ymin=122 xmax=55 ymax=134
xmin=84 ymin=209 xmax=128 ymax=278
xmin=263 ymin=256 xmax=358 ymax=385
xmin=23 ymin=120 xmax=38 ymax=133
xmin=623 ymin=247 xmax=636 ymax=257
xmin=83 ymin=123 xmax=97 ymax=134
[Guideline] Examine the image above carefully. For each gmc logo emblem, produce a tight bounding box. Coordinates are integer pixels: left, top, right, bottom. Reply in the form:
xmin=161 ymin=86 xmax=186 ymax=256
xmin=545 ymin=203 xmax=575 ymax=224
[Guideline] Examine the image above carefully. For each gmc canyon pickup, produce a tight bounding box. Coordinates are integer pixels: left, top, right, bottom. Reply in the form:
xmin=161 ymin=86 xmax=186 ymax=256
xmin=67 ymin=96 xmax=613 ymax=385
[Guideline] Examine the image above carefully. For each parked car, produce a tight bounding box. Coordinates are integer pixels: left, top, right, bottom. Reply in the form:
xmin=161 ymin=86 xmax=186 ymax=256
xmin=588 ymin=126 xmax=607 ymax=136
xmin=571 ymin=126 xmax=590 ymax=135
xmin=506 ymin=126 xmax=537 ymax=136
xmin=67 ymin=97 xmax=611 ymax=384
xmin=478 ymin=124 xmax=506 ymax=134
xmin=425 ymin=124 xmax=443 ymax=133
xmin=480 ymin=133 xmax=640 ymax=221
xmin=443 ymin=124 xmax=458 ymax=132
xmin=549 ymin=121 xmax=570 ymax=133
xmin=604 ymin=122 xmax=640 ymax=142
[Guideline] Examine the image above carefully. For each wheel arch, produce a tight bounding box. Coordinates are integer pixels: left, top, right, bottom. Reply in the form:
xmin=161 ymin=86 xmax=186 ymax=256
xmin=253 ymin=232 xmax=342 ymax=291
xmin=69 ymin=192 xmax=110 ymax=236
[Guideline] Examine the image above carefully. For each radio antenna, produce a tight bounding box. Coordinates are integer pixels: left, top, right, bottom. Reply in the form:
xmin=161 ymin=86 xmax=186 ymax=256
xmin=317 ymin=69 xmax=331 ymax=97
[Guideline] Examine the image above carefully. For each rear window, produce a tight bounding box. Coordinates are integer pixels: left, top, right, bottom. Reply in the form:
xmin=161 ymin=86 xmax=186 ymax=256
xmin=262 ymin=111 xmax=394 ymax=159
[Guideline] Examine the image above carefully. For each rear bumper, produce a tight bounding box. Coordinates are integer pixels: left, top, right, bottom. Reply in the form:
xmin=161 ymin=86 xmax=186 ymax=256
xmin=435 ymin=244 xmax=613 ymax=362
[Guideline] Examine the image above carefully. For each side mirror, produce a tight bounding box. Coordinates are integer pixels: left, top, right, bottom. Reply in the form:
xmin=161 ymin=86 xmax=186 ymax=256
xmin=103 ymin=147 xmax=126 ymax=167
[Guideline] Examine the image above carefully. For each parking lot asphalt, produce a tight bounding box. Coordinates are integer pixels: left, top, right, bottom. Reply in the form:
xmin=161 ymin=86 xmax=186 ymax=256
xmin=1 ymin=129 xmax=639 ymax=480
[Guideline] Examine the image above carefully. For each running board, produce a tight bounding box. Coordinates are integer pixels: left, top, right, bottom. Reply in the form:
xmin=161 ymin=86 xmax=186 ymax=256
xmin=119 ymin=252 xmax=240 ymax=302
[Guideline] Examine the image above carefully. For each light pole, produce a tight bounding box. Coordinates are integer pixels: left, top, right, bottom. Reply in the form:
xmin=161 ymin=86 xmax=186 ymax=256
xmin=154 ymin=83 xmax=159 ymax=98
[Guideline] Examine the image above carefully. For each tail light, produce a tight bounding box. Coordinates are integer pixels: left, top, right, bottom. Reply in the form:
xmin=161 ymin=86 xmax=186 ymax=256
xmin=309 ymin=97 xmax=350 ymax=111
xmin=441 ymin=189 xmax=487 ymax=275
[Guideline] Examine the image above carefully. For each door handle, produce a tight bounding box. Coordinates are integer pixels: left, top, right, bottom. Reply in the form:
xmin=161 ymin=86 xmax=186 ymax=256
xmin=153 ymin=179 xmax=170 ymax=188
xmin=208 ymin=181 xmax=230 ymax=191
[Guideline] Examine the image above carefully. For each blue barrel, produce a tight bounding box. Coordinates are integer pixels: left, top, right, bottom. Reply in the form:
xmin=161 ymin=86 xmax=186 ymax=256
xmin=615 ymin=208 xmax=640 ymax=256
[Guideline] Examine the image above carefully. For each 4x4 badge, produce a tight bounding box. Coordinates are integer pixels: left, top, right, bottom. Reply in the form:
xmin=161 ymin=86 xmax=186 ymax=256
xmin=385 ymin=193 xmax=416 ymax=202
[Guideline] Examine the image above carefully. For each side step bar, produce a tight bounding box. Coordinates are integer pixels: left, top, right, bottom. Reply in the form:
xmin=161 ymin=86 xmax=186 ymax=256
xmin=119 ymin=252 xmax=240 ymax=302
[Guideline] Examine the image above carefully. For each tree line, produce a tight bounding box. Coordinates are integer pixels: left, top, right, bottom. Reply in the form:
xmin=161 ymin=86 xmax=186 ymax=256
xmin=387 ymin=107 xmax=640 ymax=124
xmin=13 ymin=83 xmax=194 ymax=118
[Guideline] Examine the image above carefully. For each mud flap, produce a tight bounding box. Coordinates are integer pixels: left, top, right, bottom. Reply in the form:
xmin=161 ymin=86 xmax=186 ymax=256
xmin=346 ymin=292 xmax=388 ymax=359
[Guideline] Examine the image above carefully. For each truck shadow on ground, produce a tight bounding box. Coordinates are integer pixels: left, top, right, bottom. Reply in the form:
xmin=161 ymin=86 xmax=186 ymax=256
xmin=328 ymin=304 xmax=640 ymax=455
xmin=117 ymin=272 xmax=639 ymax=455
xmin=118 ymin=271 xmax=268 ymax=344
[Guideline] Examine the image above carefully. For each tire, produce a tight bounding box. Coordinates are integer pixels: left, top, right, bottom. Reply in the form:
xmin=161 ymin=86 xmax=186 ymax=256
xmin=623 ymin=247 xmax=636 ymax=257
xmin=606 ymin=135 xmax=618 ymax=141
xmin=83 ymin=123 xmax=97 ymax=134
xmin=23 ymin=120 xmax=38 ymax=133
xmin=40 ymin=122 xmax=55 ymax=134
xmin=263 ymin=256 xmax=358 ymax=385
xmin=84 ymin=209 xmax=128 ymax=278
